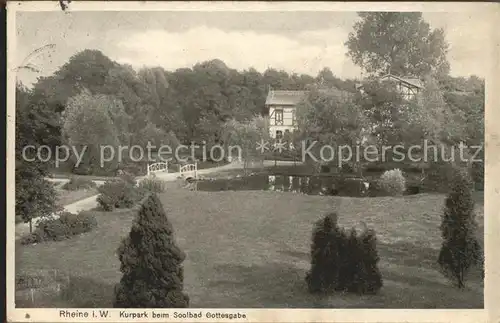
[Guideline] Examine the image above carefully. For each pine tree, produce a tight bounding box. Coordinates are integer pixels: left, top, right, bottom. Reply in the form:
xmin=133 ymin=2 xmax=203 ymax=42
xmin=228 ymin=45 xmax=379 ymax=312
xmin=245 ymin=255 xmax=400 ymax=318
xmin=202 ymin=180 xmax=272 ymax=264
xmin=438 ymin=169 xmax=482 ymax=288
xmin=338 ymin=228 xmax=359 ymax=292
xmin=113 ymin=194 xmax=189 ymax=307
xmin=305 ymin=213 xmax=340 ymax=293
xmin=357 ymin=228 xmax=383 ymax=294
xmin=335 ymin=227 xmax=350 ymax=292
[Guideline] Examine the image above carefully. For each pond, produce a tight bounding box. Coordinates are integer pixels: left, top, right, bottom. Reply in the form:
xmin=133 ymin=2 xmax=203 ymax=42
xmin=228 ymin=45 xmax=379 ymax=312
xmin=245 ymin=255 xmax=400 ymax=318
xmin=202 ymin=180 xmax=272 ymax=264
xmin=194 ymin=174 xmax=408 ymax=197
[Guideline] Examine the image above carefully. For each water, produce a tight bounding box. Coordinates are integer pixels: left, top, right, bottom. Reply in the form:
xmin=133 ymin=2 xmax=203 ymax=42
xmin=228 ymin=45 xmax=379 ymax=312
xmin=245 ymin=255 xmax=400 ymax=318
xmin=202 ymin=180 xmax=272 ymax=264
xmin=195 ymin=174 xmax=374 ymax=197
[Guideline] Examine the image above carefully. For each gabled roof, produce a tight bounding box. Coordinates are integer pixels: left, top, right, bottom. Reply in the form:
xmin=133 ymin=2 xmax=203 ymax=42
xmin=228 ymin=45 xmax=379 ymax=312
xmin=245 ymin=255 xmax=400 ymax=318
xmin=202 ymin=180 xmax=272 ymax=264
xmin=265 ymin=90 xmax=308 ymax=106
xmin=379 ymin=74 xmax=424 ymax=89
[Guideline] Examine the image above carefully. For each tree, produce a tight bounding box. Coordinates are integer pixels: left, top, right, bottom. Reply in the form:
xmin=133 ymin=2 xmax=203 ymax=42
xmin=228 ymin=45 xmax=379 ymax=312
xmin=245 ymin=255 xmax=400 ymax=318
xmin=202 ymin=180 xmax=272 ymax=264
xmin=356 ymin=79 xmax=406 ymax=149
xmin=114 ymin=194 xmax=189 ymax=307
xmin=346 ymin=13 xmax=450 ymax=78
xmin=296 ymin=87 xmax=368 ymax=171
xmin=355 ymin=228 xmax=383 ymax=294
xmin=441 ymin=75 xmax=484 ymax=146
xmin=15 ymin=84 xmax=60 ymax=232
xmin=305 ymin=213 xmax=383 ymax=295
xmin=438 ymin=169 xmax=482 ymax=288
xmin=62 ymin=90 xmax=128 ymax=174
xmin=32 ymin=49 xmax=118 ymax=115
xmin=222 ymin=116 xmax=269 ymax=174
xmin=305 ymin=213 xmax=341 ymax=293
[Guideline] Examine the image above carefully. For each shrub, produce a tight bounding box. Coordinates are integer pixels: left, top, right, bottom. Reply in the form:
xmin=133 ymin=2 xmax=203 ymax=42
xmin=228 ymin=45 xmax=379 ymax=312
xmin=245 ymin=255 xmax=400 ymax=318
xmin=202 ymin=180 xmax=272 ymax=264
xmin=305 ymin=213 xmax=341 ymax=293
xmin=121 ymin=163 xmax=146 ymax=176
xmin=138 ymin=178 xmax=166 ymax=193
xmin=61 ymin=177 xmax=97 ymax=191
xmin=305 ymin=213 xmax=383 ymax=295
xmin=345 ymin=228 xmax=383 ymax=294
xmin=338 ymin=178 xmax=369 ymax=197
xmin=119 ymin=173 xmax=137 ymax=186
xmin=367 ymin=180 xmax=385 ymax=197
xmin=20 ymin=211 xmax=97 ymax=245
xmin=379 ymin=168 xmax=406 ymax=196
xmin=406 ymin=185 xmax=420 ymax=195
xmin=96 ymin=179 xmax=143 ymax=211
xmin=438 ymin=169 xmax=483 ymax=288
xmin=114 ymin=194 xmax=189 ymax=308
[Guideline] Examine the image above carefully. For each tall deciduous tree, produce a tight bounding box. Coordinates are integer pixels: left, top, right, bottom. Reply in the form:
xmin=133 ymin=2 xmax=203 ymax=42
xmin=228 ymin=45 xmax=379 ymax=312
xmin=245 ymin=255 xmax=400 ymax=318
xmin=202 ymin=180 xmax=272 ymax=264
xmin=346 ymin=13 xmax=450 ymax=78
xmin=62 ymin=90 xmax=129 ymax=174
xmin=15 ymin=84 xmax=60 ymax=231
xmin=296 ymin=87 xmax=368 ymax=171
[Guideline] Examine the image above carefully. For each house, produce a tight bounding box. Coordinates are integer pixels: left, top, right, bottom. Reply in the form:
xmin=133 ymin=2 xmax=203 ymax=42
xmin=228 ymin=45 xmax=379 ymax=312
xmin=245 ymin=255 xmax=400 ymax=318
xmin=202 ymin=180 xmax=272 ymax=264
xmin=265 ymin=87 xmax=354 ymax=139
xmin=377 ymin=74 xmax=424 ymax=100
xmin=265 ymin=90 xmax=308 ymax=139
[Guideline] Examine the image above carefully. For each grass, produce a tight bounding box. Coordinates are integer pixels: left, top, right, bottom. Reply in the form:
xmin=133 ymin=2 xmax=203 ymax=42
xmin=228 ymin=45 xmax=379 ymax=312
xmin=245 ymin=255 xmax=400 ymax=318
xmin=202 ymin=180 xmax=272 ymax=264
xmin=56 ymin=188 xmax=98 ymax=207
xmin=15 ymin=185 xmax=484 ymax=308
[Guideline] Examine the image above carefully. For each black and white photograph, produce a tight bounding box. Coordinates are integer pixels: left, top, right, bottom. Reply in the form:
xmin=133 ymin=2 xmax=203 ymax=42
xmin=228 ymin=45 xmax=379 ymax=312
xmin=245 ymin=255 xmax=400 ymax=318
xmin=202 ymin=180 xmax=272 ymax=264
xmin=7 ymin=1 xmax=498 ymax=322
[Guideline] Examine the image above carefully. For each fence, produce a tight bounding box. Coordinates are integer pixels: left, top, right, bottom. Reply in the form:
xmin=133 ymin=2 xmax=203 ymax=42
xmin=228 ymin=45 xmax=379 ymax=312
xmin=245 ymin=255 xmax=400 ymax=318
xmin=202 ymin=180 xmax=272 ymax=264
xmin=147 ymin=161 xmax=168 ymax=177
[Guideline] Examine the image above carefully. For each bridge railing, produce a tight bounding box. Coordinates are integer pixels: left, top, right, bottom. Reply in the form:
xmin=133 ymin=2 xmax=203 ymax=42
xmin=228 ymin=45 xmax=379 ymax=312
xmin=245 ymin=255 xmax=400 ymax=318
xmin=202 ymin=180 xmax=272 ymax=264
xmin=179 ymin=162 xmax=198 ymax=179
xmin=147 ymin=161 xmax=168 ymax=177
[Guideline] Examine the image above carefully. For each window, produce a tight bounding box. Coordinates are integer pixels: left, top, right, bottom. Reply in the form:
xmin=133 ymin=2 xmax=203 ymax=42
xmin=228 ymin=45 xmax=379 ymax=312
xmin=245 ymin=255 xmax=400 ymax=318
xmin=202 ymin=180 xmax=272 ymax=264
xmin=402 ymin=85 xmax=415 ymax=100
xmin=274 ymin=109 xmax=284 ymax=125
xmin=291 ymin=110 xmax=296 ymax=125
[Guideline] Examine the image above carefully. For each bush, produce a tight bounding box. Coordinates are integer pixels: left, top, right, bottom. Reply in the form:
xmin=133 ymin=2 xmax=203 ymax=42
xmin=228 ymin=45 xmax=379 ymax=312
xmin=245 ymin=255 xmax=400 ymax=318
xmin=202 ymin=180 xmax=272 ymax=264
xmin=61 ymin=177 xmax=97 ymax=191
xmin=20 ymin=211 xmax=98 ymax=245
xmin=96 ymin=179 xmax=143 ymax=211
xmin=305 ymin=213 xmax=341 ymax=293
xmin=120 ymin=163 xmax=145 ymax=177
xmin=305 ymin=213 xmax=383 ymax=295
xmin=438 ymin=169 xmax=483 ymax=288
xmin=406 ymin=185 xmax=420 ymax=195
xmin=114 ymin=194 xmax=189 ymax=307
xmin=367 ymin=180 xmax=385 ymax=197
xmin=379 ymin=169 xmax=406 ymax=196
xmin=138 ymin=178 xmax=166 ymax=193
xmin=338 ymin=178 xmax=369 ymax=197
xmin=119 ymin=173 xmax=137 ymax=186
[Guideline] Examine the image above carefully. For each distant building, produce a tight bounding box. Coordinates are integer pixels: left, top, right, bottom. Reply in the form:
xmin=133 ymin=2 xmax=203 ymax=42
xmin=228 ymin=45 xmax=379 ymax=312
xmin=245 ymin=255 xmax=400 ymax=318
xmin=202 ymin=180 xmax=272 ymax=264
xmin=265 ymin=90 xmax=308 ymax=139
xmin=264 ymin=87 xmax=354 ymax=139
xmin=378 ymin=74 xmax=424 ymax=100
xmin=356 ymin=74 xmax=424 ymax=100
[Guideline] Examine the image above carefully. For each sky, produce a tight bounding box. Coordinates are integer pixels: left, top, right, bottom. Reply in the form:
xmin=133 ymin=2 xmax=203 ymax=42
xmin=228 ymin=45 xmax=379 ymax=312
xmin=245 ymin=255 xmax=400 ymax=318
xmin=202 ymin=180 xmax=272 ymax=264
xmin=14 ymin=9 xmax=494 ymax=87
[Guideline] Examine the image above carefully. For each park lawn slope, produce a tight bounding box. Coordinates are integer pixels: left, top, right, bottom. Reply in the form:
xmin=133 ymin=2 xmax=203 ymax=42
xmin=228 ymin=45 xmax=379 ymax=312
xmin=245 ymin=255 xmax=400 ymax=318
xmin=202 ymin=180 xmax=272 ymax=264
xmin=15 ymin=188 xmax=484 ymax=308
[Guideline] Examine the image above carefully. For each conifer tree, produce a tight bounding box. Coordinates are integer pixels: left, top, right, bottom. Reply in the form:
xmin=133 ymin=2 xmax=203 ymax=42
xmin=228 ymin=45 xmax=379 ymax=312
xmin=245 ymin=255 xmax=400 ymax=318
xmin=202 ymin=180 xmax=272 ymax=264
xmin=114 ymin=194 xmax=189 ymax=307
xmin=357 ymin=228 xmax=383 ymax=294
xmin=305 ymin=213 xmax=340 ymax=293
xmin=438 ymin=169 xmax=482 ymax=288
xmin=306 ymin=213 xmax=384 ymax=295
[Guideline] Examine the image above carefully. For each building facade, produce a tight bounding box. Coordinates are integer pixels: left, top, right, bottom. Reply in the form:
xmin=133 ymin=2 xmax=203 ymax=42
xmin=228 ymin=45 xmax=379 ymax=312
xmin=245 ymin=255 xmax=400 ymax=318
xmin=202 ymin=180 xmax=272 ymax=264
xmin=378 ymin=74 xmax=424 ymax=100
xmin=265 ymin=90 xmax=307 ymax=139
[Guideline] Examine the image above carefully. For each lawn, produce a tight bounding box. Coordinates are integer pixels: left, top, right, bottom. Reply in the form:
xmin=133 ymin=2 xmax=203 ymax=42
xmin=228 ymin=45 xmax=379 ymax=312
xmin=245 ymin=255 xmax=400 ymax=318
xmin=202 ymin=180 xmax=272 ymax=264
xmin=56 ymin=187 xmax=99 ymax=206
xmin=15 ymin=184 xmax=484 ymax=308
